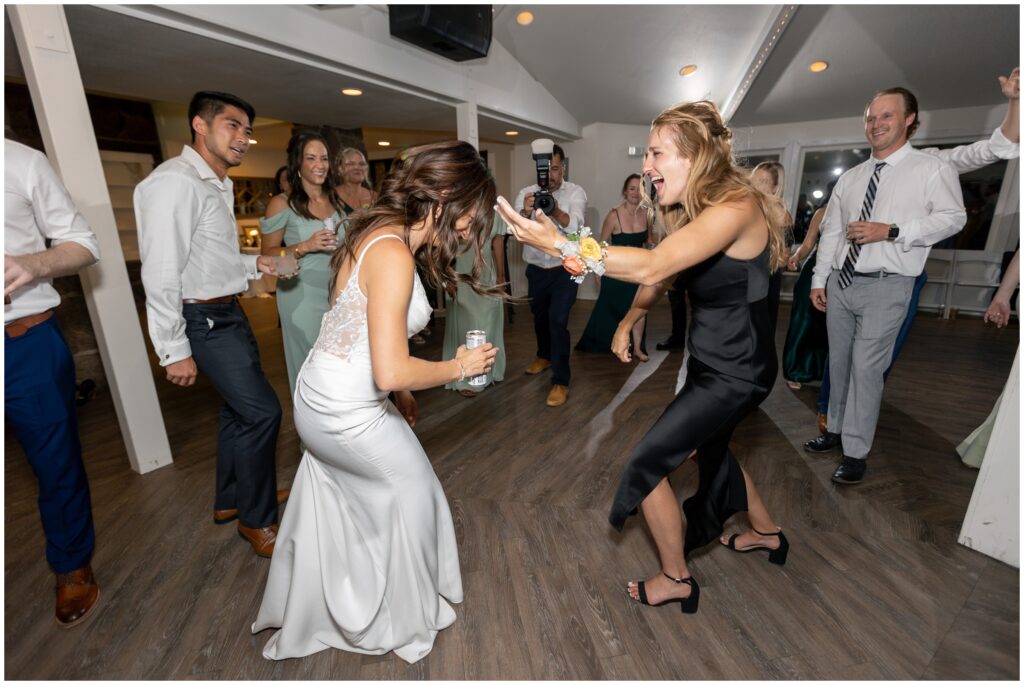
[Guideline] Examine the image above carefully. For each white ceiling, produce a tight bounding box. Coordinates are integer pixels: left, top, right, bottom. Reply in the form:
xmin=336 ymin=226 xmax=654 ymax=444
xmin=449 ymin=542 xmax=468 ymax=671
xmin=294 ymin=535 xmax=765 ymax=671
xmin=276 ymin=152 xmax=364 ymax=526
xmin=491 ymin=4 xmax=779 ymax=126
xmin=731 ymin=4 xmax=1019 ymax=125
xmin=4 ymin=4 xmax=1020 ymax=139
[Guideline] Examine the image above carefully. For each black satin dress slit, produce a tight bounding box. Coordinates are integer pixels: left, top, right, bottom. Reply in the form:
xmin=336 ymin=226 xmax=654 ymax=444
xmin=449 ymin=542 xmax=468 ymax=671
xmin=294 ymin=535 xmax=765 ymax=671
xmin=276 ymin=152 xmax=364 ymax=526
xmin=608 ymin=244 xmax=778 ymax=555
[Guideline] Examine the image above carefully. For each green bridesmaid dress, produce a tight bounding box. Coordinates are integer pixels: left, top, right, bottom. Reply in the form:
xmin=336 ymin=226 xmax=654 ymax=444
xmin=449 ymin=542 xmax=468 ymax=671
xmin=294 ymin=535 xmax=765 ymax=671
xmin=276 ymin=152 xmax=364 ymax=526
xmin=781 ymin=250 xmax=828 ymax=383
xmin=574 ymin=230 xmax=648 ymax=354
xmin=443 ymin=216 xmax=507 ymax=393
xmin=259 ymin=208 xmax=345 ymax=396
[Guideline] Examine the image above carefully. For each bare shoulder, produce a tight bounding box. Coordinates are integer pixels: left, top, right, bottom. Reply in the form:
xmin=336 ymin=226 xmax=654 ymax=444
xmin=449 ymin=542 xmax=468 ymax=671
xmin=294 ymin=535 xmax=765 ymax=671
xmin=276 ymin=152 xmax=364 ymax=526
xmin=358 ymin=232 xmax=413 ymax=273
xmin=264 ymin=194 xmax=290 ymax=218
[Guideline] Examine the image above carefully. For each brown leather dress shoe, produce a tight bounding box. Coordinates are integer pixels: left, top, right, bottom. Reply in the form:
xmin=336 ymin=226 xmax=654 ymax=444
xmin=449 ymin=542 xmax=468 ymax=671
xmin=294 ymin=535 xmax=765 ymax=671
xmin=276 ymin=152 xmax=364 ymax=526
xmin=817 ymin=413 xmax=828 ymax=435
xmin=214 ymin=489 xmax=291 ymax=525
xmin=525 ymin=358 xmax=552 ymax=375
xmin=546 ymin=384 xmax=569 ymax=407
xmin=55 ymin=564 xmax=100 ymax=628
xmin=238 ymin=523 xmax=278 ymax=557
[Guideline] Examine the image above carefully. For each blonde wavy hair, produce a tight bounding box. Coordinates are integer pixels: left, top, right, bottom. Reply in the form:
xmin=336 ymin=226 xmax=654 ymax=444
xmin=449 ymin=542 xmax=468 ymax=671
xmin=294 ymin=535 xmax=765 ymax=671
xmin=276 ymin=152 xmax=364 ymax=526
xmin=645 ymin=100 xmax=786 ymax=273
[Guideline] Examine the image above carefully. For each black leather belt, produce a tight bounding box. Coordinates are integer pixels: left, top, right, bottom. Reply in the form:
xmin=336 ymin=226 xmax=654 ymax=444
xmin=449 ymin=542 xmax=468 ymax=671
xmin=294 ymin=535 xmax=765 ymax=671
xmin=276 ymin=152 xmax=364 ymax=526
xmin=853 ymin=270 xmax=893 ymax=279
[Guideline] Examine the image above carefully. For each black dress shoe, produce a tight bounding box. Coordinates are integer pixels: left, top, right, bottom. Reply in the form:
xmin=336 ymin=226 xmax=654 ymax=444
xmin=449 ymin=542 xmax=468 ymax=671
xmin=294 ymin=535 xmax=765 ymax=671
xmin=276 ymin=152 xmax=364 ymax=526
xmin=655 ymin=338 xmax=685 ymax=351
xmin=831 ymin=456 xmax=866 ymax=484
xmin=804 ymin=431 xmax=841 ymax=454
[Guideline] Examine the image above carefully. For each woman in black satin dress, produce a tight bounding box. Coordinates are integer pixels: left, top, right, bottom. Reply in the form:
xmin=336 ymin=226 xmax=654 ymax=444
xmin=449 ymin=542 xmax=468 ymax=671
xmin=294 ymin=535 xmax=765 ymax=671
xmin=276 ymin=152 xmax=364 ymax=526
xmin=496 ymin=100 xmax=789 ymax=614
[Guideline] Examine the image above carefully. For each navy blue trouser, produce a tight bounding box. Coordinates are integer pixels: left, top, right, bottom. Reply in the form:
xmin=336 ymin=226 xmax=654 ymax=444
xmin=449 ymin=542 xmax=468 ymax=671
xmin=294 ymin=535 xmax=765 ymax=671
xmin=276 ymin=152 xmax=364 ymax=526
xmin=526 ymin=264 xmax=578 ymax=386
xmin=817 ymin=270 xmax=928 ymax=414
xmin=5 ymin=316 xmax=95 ymax=574
xmin=183 ymin=301 xmax=281 ymax=528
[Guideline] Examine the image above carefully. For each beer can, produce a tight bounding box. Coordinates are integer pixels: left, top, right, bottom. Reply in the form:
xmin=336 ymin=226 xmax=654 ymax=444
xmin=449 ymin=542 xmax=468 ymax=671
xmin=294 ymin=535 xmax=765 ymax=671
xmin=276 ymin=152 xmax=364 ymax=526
xmin=465 ymin=330 xmax=488 ymax=386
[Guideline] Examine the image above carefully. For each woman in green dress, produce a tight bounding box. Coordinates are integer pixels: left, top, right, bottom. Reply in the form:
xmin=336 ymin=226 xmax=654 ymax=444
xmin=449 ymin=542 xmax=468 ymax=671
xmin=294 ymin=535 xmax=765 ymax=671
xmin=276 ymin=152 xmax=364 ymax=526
xmin=780 ymin=192 xmax=830 ymax=390
xmin=261 ymin=131 xmax=346 ymax=396
xmin=443 ymin=215 xmax=508 ymax=396
xmin=575 ymin=174 xmax=652 ymax=358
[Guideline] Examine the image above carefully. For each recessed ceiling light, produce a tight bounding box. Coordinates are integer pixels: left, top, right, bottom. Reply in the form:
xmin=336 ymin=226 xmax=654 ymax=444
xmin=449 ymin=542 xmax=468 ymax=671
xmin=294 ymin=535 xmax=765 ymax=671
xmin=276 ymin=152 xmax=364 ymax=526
xmin=248 ymin=139 xmax=258 ymax=145
xmin=505 ymin=130 xmax=519 ymax=136
xmin=378 ymin=141 xmax=391 ymax=147
xmin=832 ymin=167 xmax=844 ymax=176
xmin=812 ymin=189 xmax=824 ymax=199
xmin=809 ymin=61 xmax=828 ymax=73
xmin=341 ymin=88 xmax=363 ymax=96
xmin=679 ymin=65 xmax=698 ymax=77
xmin=516 ymin=11 xmax=534 ymax=26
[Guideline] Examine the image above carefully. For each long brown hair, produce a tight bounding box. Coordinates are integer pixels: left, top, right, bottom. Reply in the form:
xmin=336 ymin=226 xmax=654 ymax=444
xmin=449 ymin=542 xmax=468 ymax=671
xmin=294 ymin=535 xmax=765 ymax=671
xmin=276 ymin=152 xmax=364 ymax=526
xmin=329 ymin=140 xmax=503 ymax=299
xmin=285 ymin=130 xmax=344 ymax=220
xmin=647 ymin=100 xmax=786 ymax=272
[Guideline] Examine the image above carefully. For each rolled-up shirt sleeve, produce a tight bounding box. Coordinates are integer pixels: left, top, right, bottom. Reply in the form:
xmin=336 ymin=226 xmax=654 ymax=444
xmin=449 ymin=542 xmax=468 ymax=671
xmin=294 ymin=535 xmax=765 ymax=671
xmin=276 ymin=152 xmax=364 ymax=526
xmin=29 ymin=152 xmax=100 ymax=261
xmin=895 ymin=163 xmax=967 ymax=250
xmin=564 ymin=186 xmax=587 ymax=231
xmin=135 ymin=174 xmax=196 ymax=366
xmin=923 ymin=127 xmax=1020 ymax=173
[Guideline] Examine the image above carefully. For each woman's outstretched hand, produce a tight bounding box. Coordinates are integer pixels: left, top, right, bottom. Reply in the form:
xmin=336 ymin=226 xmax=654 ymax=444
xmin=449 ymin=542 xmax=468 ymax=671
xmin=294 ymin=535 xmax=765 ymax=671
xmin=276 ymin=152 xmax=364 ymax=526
xmin=495 ymin=196 xmax=562 ymax=257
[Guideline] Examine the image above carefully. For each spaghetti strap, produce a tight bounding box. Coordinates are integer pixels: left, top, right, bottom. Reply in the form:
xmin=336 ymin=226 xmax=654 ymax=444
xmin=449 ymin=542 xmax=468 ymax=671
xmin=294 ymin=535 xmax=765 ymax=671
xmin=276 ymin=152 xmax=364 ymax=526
xmin=356 ymin=234 xmax=404 ymax=266
xmin=613 ymin=208 xmax=623 ymax=234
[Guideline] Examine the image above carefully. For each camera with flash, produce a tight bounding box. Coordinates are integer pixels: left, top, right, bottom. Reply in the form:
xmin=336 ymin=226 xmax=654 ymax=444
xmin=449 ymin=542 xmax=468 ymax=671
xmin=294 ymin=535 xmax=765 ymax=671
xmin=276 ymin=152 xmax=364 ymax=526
xmin=531 ymin=138 xmax=557 ymax=216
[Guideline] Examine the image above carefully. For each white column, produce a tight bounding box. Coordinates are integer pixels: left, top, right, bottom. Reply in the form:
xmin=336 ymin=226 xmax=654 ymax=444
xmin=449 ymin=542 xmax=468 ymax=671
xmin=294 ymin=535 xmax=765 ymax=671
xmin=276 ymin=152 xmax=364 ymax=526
xmin=8 ymin=5 xmax=173 ymax=474
xmin=456 ymin=101 xmax=480 ymax=151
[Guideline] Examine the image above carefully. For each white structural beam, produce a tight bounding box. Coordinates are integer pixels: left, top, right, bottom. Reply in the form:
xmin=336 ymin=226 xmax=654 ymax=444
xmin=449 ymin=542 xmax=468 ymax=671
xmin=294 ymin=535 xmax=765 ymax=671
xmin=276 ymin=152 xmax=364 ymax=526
xmin=8 ymin=4 xmax=173 ymax=474
xmin=100 ymin=4 xmax=581 ymax=140
xmin=721 ymin=5 xmax=799 ymax=123
xmin=456 ymin=101 xmax=480 ymax=151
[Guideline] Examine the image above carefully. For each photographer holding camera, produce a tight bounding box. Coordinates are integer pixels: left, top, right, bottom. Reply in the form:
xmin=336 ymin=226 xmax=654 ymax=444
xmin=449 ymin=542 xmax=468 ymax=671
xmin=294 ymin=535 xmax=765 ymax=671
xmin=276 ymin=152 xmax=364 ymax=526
xmin=514 ymin=142 xmax=588 ymax=407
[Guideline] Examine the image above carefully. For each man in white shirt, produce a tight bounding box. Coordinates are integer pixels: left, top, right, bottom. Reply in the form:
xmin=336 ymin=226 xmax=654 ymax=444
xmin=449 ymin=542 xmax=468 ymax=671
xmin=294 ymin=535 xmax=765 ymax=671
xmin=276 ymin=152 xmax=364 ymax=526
xmin=514 ymin=144 xmax=588 ymax=407
xmin=805 ymin=87 xmax=967 ymax=484
xmin=5 ymin=138 xmax=101 ymax=627
xmin=135 ymin=91 xmax=290 ymax=557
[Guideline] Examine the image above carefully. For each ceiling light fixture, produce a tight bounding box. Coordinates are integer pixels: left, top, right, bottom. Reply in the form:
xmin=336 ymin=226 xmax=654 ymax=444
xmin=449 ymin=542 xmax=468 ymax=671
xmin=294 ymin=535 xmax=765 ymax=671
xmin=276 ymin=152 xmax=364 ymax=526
xmin=679 ymin=64 xmax=698 ymax=77
xmin=809 ymin=61 xmax=828 ymax=73
xmin=505 ymin=130 xmax=519 ymax=136
xmin=378 ymin=141 xmax=391 ymax=147
xmin=248 ymin=139 xmax=258 ymax=145
xmin=832 ymin=167 xmax=844 ymax=176
xmin=341 ymin=88 xmax=363 ymax=96
xmin=812 ymin=189 xmax=824 ymax=199
xmin=516 ymin=11 xmax=534 ymax=26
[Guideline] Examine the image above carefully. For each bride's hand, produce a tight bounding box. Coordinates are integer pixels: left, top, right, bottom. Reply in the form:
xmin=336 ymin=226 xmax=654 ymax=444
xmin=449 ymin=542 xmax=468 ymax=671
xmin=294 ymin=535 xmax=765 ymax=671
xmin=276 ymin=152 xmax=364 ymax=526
xmin=456 ymin=342 xmax=498 ymax=378
xmin=495 ymin=196 xmax=562 ymax=257
xmin=393 ymin=390 xmax=418 ymax=427
xmin=611 ymin=322 xmax=632 ymax=363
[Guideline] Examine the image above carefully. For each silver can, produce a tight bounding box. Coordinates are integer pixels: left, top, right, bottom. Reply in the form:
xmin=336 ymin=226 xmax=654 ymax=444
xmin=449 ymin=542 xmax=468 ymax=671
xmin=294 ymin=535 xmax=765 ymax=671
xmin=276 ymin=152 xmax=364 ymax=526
xmin=465 ymin=330 xmax=488 ymax=386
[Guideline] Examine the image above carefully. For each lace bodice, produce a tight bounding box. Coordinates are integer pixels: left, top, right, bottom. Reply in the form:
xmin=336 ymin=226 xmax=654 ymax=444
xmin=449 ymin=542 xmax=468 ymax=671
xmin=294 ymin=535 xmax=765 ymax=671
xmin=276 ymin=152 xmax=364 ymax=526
xmin=312 ymin=235 xmax=433 ymax=362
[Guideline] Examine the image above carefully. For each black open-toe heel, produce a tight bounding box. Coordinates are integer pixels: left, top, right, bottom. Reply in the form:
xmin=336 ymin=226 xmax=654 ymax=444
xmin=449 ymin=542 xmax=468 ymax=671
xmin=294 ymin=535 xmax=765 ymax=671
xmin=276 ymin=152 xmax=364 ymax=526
xmin=634 ymin=574 xmax=700 ymax=614
xmin=724 ymin=528 xmax=789 ymax=565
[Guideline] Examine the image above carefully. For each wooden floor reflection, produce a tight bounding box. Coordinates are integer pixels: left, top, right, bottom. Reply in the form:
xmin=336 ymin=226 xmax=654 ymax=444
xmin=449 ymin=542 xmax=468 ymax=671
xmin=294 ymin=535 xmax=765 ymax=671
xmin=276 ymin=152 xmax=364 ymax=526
xmin=5 ymin=295 xmax=1019 ymax=679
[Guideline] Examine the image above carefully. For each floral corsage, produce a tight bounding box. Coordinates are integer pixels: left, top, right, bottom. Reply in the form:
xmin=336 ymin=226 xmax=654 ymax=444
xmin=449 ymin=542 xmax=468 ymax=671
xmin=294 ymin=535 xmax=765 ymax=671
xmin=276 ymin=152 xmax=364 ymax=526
xmin=555 ymin=227 xmax=608 ymax=284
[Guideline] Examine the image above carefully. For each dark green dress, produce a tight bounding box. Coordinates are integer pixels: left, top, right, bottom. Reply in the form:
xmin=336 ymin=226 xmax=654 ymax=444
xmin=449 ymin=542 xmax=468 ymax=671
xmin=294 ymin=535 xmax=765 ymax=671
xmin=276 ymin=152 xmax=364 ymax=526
xmin=781 ymin=250 xmax=828 ymax=383
xmin=575 ymin=231 xmax=648 ymax=354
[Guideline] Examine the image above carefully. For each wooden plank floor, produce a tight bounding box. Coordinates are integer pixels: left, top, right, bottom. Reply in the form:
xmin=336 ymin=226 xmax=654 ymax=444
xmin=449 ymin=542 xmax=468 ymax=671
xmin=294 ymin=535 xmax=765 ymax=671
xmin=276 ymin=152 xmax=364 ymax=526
xmin=5 ymin=294 xmax=1019 ymax=679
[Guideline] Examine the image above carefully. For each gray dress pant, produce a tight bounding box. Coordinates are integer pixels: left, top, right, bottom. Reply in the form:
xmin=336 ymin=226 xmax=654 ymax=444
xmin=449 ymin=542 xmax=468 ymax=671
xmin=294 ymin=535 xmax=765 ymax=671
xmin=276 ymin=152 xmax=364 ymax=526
xmin=825 ymin=269 xmax=914 ymax=459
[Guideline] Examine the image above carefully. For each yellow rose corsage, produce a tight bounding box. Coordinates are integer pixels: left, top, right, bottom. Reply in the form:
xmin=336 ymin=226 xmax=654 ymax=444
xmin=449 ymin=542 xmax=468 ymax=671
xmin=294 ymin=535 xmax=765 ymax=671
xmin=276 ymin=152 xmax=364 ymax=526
xmin=554 ymin=227 xmax=608 ymax=284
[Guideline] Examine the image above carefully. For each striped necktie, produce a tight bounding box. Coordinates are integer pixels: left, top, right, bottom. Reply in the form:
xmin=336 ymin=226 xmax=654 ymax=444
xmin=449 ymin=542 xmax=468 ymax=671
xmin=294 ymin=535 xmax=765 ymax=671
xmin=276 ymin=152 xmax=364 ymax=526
xmin=837 ymin=161 xmax=886 ymax=289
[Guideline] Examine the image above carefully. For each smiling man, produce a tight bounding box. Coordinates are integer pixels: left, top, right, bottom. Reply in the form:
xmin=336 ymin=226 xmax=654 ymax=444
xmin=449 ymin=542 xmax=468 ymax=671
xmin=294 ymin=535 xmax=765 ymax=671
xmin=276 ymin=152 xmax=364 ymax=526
xmin=135 ymin=91 xmax=290 ymax=556
xmin=806 ymin=87 xmax=967 ymax=484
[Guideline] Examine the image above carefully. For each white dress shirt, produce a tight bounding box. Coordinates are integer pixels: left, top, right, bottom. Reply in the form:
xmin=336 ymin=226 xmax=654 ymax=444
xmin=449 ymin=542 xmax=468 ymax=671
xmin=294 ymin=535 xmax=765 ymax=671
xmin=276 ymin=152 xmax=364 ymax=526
xmin=921 ymin=127 xmax=1019 ymax=169
xmin=812 ymin=142 xmax=966 ymax=290
xmin=4 ymin=140 xmax=100 ymax=323
xmin=135 ymin=145 xmax=261 ymax=366
xmin=513 ymin=180 xmax=588 ymax=268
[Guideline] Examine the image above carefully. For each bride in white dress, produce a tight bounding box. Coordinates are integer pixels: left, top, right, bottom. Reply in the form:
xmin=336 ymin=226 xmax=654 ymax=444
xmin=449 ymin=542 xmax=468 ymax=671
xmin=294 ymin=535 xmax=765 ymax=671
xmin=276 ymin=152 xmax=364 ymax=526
xmin=253 ymin=141 xmax=499 ymax=664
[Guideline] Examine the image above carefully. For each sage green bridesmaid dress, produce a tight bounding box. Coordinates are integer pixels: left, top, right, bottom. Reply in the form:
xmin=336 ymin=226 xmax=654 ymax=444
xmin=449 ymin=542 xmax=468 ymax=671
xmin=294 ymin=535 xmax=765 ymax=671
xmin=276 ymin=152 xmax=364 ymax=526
xmin=259 ymin=207 xmax=345 ymax=396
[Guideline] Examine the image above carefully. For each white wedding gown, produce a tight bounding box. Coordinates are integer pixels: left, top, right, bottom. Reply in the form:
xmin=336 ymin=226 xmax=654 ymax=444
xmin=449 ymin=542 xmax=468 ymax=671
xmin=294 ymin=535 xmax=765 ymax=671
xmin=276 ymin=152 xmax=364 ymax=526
xmin=253 ymin=234 xmax=463 ymax=664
